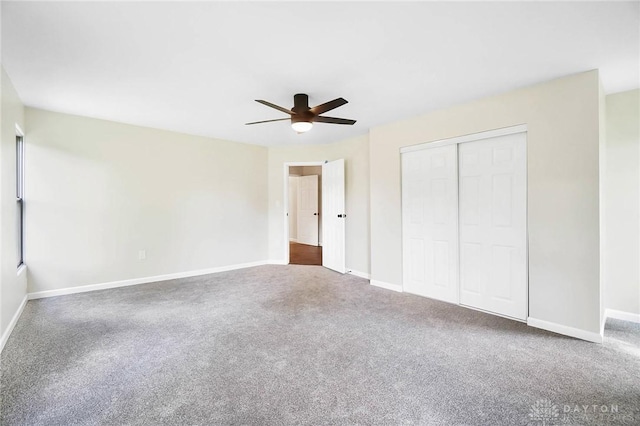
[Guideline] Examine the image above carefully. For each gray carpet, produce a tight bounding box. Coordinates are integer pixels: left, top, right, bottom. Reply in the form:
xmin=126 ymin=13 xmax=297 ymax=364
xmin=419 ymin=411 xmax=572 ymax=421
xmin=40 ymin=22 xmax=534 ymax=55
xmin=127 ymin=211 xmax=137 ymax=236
xmin=1 ymin=265 xmax=638 ymax=425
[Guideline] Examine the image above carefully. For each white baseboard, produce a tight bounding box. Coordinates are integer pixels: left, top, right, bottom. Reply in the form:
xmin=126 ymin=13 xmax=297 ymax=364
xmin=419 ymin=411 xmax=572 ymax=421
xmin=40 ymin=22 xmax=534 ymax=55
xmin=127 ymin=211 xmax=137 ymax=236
xmin=28 ymin=260 xmax=269 ymax=300
xmin=348 ymin=270 xmax=371 ymax=280
xmin=370 ymin=279 xmax=403 ymax=293
xmin=527 ymin=317 xmax=603 ymax=344
xmin=268 ymin=259 xmax=288 ymax=265
xmin=605 ymin=308 xmax=640 ymax=324
xmin=0 ymin=295 xmax=28 ymax=353
xmin=289 ymin=238 xmax=298 ymax=243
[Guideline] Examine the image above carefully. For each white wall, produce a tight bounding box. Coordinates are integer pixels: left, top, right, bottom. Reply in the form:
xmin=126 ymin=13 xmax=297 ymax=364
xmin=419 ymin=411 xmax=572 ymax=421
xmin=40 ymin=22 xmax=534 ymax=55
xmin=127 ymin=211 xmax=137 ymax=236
xmin=369 ymin=71 xmax=603 ymax=337
xmin=268 ymin=135 xmax=370 ymax=275
xmin=599 ymin=81 xmax=607 ymax=331
xmin=604 ymin=89 xmax=640 ymax=317
xmin=0 ymin=67 xmax=27 ymax=345
xmin=24 ymin=108 xmax=269 ymax=293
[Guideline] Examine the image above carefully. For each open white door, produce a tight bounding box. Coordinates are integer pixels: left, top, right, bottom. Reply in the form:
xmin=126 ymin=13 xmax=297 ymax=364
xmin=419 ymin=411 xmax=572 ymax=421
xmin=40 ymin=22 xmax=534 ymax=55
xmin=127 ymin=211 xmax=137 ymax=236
xmin=297 ymin=175 xmax=319 ymax=246
xmin=322 ymin=159 xmax=346 ymax=273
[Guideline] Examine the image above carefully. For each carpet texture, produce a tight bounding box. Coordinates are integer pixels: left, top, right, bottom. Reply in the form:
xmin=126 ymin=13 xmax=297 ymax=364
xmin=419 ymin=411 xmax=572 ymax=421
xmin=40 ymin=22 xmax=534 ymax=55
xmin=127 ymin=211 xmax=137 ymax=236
xmin=1 ymin=265 xmax=638 ymax=425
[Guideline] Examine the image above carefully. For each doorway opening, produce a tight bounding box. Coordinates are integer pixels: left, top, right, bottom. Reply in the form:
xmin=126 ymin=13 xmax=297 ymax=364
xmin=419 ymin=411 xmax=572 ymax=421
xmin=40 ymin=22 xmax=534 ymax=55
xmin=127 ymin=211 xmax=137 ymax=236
xmin=283 ymin=159 xmax=346 ymax=273
xmin=287 ymin=164 xmax=323 ymax=265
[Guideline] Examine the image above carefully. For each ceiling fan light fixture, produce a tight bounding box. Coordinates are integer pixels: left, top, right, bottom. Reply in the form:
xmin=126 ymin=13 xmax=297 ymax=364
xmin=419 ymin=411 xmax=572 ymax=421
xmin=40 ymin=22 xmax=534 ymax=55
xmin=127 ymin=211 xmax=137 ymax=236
xmin=247 ymin=94 xmax=355 ymax=132
xmin=291 ymin=121 xmax=313 ymax=133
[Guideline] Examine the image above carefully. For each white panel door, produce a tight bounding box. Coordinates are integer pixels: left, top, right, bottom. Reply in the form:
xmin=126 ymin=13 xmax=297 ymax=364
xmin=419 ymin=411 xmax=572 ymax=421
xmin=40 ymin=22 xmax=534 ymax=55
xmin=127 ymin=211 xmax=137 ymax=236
xmin=322 ymin=159 xmax=346 ymax=273
xmin=288 ymin=176 xmax=299 ymax=240
xmin=402 ymin=145 xmax=459 ymax=303
xmin=297 ymin=175 xmax=319 ymax=246
xmin=458 ymin=132 xmax=527 ymax=320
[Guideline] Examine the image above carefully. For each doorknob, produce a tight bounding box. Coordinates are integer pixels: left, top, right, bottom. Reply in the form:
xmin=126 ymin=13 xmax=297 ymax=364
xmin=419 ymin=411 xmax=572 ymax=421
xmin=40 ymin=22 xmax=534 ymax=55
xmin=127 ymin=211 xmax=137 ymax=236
xmin=313 ymin=213 xmax=318 ymax=216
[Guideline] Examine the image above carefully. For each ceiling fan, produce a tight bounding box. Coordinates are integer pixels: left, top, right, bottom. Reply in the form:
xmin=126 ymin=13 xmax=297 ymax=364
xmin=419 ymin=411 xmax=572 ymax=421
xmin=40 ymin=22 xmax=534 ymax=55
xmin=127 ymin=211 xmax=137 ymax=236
xmin=245 ymin=94 xmax=356 ymax=133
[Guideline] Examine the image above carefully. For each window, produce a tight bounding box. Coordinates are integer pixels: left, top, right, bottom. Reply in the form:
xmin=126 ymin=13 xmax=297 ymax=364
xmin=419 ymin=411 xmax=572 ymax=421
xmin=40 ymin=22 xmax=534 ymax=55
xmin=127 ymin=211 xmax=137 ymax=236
xmin=16 ymin=134 xmax=24 ymax=268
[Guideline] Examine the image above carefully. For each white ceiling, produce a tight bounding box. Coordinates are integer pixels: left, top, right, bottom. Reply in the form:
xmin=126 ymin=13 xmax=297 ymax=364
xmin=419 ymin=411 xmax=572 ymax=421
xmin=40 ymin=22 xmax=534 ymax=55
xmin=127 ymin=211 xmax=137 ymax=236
xmin=2 ymin=1 xmax=639 ymax=146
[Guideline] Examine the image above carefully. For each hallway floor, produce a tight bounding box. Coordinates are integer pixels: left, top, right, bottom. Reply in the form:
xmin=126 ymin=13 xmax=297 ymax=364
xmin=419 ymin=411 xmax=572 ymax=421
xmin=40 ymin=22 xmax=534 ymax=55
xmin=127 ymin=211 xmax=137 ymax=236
xmin=289 ymin=242 xmax=322 ymax=265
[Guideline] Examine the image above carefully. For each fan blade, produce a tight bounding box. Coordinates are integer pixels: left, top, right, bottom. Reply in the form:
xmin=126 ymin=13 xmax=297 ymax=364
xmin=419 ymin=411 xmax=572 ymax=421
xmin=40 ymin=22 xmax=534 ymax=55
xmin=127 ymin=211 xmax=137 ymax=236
xmin=255 ymin=100 xmax=295 ymax=115
xmin=245 ymin=118 xmax=290 ymax=125
xmin=310 ymin=98 xmax=348 ymax=115
xmin=313 ymin=116 xmax=356 ymax=125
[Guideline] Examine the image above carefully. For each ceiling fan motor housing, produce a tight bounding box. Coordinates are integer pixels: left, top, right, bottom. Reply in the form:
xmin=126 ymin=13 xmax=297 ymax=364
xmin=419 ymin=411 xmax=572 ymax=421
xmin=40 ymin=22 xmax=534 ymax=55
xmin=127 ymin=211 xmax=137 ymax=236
xmin=292 ymin=93 xmax=309 ymax=113
xmin=292 ymin=94 xmax=314 ymax=124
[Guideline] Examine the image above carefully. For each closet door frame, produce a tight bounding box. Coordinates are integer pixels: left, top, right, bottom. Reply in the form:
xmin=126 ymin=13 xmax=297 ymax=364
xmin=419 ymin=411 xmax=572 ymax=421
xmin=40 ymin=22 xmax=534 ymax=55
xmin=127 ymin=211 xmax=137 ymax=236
xmin=400 ymin=124 xmax=528 ymax=322
xmin=401 ymin=125 xmax=528 ymax=153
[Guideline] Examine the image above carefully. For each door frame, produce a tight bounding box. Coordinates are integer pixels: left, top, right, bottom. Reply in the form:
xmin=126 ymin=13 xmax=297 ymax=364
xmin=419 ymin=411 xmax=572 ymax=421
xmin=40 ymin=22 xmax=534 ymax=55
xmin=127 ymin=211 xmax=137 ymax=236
xmin=399 ymin=124 xmax=529 ymax=322
xmin=283 ymin=161 xmax=325 ymax=264
xmin=401 ymin=124 xmax=528 ymax=152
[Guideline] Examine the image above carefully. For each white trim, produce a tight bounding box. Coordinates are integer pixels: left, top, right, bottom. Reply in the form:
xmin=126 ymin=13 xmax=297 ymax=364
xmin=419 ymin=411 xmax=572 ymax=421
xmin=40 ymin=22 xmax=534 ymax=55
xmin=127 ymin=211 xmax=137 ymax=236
xmin=400 ymin=124 xmax=528 ymax=153
xmin=28 ymin=261 xmax=269 ymax=300
xmin=370 ymin=280 xmax=403 ymax=292
xmin=268 ymin=259 xmax=288 ymax=265
xmin=15 ymin=123 xmax=24 ymax=137
xmin=289 ymin=238 xmax=298 ymax=243
xmin=347 ymin=270 xmax=370 ymax=280
xmin=527 ymin=317 xmax=603 ymax=344
xmin=0 ymin=295 xmax=28 ymax=353
xmin=605 ymin=308 xmax=640 ymax=324
xmin=285 ymin=161 xmax=327 ymax=167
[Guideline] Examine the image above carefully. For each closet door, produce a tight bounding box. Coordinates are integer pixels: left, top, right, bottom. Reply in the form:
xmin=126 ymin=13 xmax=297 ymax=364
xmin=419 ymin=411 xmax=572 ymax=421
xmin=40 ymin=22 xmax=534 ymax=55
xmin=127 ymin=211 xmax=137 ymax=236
xmin=458 ymin=133 xmax=527 ymax=320
xmin=402 ymin=145 xmax=458 ymax=303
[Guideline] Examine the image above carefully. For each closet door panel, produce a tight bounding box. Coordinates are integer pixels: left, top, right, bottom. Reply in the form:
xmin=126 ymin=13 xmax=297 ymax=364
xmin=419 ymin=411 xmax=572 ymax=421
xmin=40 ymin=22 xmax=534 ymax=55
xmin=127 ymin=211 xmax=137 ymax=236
xmin=459 ymin=133 xmax=527 ymax=320
xmin=402 ymin=145 xmax=458 ymax=303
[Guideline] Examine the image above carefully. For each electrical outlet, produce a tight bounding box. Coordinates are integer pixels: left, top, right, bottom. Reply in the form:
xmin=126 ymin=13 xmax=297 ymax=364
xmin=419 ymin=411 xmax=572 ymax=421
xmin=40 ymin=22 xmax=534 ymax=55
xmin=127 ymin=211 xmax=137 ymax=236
xmin=138 ymin=249 xmax=146 ymax=261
